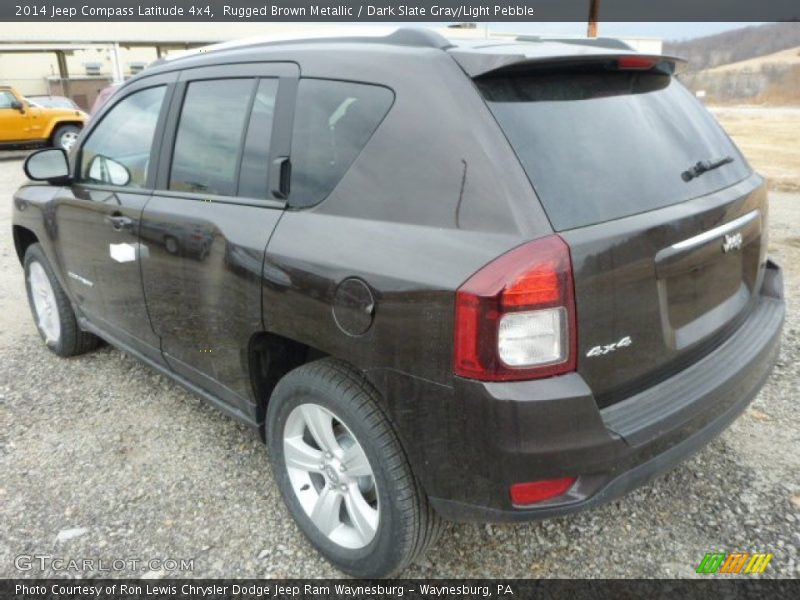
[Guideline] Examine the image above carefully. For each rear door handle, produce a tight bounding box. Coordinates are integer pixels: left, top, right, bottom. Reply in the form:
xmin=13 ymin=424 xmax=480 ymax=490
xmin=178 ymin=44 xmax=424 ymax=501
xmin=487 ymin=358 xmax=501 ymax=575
xmin=107 ymin=214 xmax=133 ymax=231
xmin=270 ymin=156 xmax=291 ymax=199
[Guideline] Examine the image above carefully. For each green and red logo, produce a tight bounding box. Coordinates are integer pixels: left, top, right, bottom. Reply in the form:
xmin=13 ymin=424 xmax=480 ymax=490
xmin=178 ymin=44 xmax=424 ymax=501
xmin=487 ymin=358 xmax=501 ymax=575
xmin=696 ymin=552 xmax=773 ymax=574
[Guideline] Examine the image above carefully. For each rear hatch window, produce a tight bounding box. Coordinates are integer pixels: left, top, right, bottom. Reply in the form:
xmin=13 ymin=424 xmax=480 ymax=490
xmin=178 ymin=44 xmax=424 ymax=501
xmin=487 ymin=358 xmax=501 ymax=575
xmin=477 ymin=69 xmax=751 ymax=231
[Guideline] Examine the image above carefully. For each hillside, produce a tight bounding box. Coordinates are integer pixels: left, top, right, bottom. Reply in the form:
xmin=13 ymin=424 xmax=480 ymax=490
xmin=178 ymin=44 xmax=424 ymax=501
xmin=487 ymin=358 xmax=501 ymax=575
xmin=664 ymin=22 xmax=800 ymax=72
xmin=666 ymin=23 xmax=800 ymax=104
xmin=706 ymin=45 xmax=800 ymax=74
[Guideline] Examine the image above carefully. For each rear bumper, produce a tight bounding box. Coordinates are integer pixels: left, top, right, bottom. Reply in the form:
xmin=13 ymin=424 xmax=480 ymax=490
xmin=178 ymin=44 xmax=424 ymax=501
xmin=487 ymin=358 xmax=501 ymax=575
xmin=420 ymin=261 xmax=785 ymax=522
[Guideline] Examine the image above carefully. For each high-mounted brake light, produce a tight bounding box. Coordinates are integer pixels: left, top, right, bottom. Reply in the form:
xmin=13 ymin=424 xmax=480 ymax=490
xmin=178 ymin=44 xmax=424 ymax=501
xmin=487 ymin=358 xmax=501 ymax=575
xmin=454 ymin=235 xmax=577 ymax=381
xmin=617 ymin=56 xmax=657 ymax=70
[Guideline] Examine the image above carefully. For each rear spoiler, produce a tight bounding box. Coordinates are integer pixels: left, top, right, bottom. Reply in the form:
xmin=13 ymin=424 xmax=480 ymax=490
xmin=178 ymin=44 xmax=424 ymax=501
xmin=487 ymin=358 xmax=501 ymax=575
xmin=449 ymin=50 xmax=686 ymax=78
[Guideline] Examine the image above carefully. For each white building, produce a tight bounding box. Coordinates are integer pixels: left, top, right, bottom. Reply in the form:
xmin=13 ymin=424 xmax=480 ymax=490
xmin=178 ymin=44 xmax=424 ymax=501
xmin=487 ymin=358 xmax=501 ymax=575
xmin=0 ymin=23 xmax=662 ymax=110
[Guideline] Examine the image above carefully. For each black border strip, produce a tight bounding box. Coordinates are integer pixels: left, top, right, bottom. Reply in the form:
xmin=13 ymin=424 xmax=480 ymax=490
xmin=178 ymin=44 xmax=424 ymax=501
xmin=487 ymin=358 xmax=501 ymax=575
xmin=3 ymin=579 xmax=799 ymax=599
xmin=2 ymin=1 xmax=799 ymax=22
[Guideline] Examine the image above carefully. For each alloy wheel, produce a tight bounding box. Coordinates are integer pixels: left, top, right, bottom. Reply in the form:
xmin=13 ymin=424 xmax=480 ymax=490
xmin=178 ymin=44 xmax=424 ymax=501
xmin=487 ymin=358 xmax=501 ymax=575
xmin=28 ymin=261 xmax=61 ymax=344
xmin=60 ymin=130 xmax=79 ymax=151
xmin=283 ymin=403 xmax=379 ymax=549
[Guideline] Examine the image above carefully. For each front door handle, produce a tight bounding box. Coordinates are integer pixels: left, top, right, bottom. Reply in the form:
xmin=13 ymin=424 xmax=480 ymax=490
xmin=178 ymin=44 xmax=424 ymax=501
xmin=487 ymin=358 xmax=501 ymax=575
xmin=107 ymin=214 xmax=133 ymax=231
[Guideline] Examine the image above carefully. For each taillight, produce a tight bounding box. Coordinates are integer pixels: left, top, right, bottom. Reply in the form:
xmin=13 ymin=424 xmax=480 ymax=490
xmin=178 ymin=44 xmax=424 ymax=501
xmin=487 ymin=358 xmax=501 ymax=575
xmin=454 ymin=235 xmax=577 ymax=381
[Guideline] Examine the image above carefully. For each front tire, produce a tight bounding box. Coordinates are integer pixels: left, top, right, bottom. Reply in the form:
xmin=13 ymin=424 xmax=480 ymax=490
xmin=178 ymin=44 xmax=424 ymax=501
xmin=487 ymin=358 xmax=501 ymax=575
xmin=266 ymin=358 xmax=442 ymax=577
xmin=52 ymin=124 xmax=80 ymax=151
xmin=24 ymin=244 xmax=100 ymax=357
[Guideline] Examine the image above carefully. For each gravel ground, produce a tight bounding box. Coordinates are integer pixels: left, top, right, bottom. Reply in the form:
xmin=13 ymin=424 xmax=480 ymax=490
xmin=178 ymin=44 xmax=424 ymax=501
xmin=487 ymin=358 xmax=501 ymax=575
xmin=0 ymin=157 xmax=798 ymax=579
xmin=712 ymin=106 xmax=800 ymax=193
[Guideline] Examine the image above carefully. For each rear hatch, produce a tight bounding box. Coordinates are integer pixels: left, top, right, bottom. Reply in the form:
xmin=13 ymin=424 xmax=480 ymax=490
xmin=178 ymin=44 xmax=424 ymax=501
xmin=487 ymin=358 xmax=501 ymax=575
xmin=474 ymin=57 xmax=767 ymax=407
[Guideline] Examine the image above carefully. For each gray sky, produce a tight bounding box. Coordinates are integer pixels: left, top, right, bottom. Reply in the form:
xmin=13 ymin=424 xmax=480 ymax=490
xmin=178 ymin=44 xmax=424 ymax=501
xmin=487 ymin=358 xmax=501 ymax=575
xmin=360 ymin=22 xmax=763 ymax=41
xmin=489 ymin=22 xmax=763 ymax=40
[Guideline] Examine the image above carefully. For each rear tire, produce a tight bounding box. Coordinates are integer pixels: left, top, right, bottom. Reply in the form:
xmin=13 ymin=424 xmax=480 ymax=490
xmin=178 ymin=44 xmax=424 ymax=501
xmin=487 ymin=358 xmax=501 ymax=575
xmin=266 ymin=358 xmax=442 ymax=577
xmin=24 ymin=244 xmax=101 ymax=357
xmin=52 ymin=124 xmax=80 ymax=151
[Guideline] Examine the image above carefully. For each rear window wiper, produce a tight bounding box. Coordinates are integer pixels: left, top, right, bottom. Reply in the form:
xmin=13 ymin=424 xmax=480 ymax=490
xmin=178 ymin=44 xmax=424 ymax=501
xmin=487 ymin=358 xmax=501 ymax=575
xmin=681 ymin=156 xmax=734 ymax=182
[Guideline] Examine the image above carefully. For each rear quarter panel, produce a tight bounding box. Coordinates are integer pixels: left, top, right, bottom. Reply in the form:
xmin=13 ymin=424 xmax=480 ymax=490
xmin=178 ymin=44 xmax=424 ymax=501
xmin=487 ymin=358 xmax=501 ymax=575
xmin=262 ymin=47 xmax=551 ymax=386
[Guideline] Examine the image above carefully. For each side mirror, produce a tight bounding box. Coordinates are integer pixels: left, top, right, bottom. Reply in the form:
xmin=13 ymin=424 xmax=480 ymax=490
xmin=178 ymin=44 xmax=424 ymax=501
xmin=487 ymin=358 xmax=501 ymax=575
xmin=87 ymin=154 xmax=131 ymax=187
xmin=10 ymin=99 xmax=24 ymax=112
xmin=24 ymin=148 xmax=70 ymax=183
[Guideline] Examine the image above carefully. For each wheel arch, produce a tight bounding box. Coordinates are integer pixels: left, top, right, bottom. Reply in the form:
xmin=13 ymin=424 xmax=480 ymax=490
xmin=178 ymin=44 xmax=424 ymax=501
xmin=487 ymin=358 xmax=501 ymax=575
xmin=47 ymin=120 xmax=84 ymax=142
xmin=248 ymin=331 xmax=328 ymax=441
xmin=12 ymin=224 xmax=39 ymax=265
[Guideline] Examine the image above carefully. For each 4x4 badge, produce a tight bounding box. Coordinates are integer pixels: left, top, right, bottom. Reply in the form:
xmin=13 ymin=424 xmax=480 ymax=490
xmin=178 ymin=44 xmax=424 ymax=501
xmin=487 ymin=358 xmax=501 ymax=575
xmin=586 ymin=336 xmax=633 ymax=358
xmin=722 ymin=232 xmax=743 ymax=253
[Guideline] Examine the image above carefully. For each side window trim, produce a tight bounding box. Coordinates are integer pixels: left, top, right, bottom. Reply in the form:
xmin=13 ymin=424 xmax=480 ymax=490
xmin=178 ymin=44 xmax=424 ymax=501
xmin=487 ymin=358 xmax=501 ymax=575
xmin=154 ymin=78 xmax=187 ymax=192
xmin=154 ymin=62 xmax=298 ymax=208
xmin=260 ymin=75 xmax=297 ymax=200
xmin=232 ymin=79 xmax=261 ymax=197
xmin=73 ymin=71 xmax=179 ymax=189
xmin=177 ymin=62 xmax=299 ymax=82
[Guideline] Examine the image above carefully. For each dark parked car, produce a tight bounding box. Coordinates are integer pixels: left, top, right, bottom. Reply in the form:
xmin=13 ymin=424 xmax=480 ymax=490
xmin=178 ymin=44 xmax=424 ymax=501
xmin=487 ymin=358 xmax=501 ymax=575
xmin=89 ymin=83 xmax=121 ymax=116
xmin=11 ymin=30 xmax=785 ymax=577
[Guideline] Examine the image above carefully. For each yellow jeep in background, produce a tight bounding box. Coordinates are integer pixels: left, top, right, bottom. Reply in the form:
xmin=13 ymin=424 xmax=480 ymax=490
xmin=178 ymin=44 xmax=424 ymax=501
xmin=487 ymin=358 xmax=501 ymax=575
xmin=0 ymin=85 xmax=87 ymax=151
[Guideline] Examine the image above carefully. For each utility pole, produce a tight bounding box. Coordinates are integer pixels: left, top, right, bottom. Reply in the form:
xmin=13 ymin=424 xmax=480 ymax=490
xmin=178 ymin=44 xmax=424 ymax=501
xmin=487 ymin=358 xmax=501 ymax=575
xmin=110 ymin=43 xmax=124 ymax=84
xmin=587 ymin=0 xmax=599 ymax=38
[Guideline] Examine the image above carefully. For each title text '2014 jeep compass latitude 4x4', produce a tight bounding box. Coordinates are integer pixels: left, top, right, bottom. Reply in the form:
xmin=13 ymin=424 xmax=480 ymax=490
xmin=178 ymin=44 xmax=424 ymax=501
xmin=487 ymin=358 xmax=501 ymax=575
xmin=12 ymin=30 xmax=785 ymax=577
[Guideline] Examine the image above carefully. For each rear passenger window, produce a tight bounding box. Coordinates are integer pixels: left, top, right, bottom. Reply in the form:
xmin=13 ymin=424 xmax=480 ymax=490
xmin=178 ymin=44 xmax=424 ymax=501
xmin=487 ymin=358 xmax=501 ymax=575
xmin=290 ymin=79 xmax=393 ymax=207
xmin=170 ymin=79 xmax=253 ymax=197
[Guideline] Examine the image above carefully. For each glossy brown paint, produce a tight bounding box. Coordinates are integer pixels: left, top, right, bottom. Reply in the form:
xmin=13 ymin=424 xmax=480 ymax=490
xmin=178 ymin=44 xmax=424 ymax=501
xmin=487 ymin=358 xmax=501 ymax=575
xmin=140 ymin=197 xmax=282 ymax=411
xmin=564 ymin=175 xmax=769 ymax=407
xmin=54 ymin=186 xmax=164 ymax=360
xmin=137 ymin=63 xmax=296 ymax=417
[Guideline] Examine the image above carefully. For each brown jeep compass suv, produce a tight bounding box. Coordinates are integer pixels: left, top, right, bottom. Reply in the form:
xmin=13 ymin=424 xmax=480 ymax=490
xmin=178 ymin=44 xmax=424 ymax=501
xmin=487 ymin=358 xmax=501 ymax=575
xmin=12 ymin=29 xmax=785 ymax=577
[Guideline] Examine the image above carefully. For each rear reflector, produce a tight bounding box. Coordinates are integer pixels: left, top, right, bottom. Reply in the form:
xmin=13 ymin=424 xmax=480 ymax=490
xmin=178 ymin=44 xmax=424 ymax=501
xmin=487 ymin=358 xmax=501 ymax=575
xmin=510 ymin=477 xmax=577 ymax=505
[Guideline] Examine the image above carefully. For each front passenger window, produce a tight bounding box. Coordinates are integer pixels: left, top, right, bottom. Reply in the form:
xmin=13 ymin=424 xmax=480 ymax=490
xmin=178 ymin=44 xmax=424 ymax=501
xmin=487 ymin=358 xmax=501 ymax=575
xmin=0 ymin=91 xmax=17 ymax=108
xmin=80 ymin=86 xmax=166 ymax=188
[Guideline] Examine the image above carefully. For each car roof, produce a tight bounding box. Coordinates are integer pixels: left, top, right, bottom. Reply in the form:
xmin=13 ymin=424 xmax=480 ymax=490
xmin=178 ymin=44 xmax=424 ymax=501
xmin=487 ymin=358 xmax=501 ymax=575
xmin=147 ymin=28 xmax=680 ymax=79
